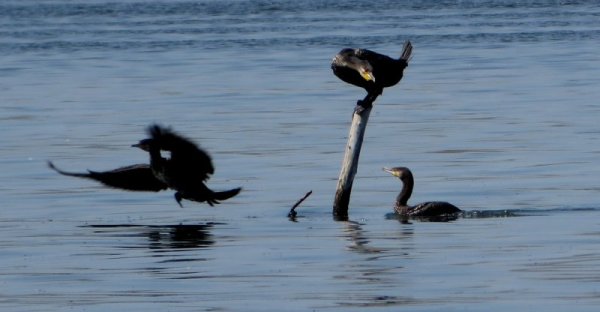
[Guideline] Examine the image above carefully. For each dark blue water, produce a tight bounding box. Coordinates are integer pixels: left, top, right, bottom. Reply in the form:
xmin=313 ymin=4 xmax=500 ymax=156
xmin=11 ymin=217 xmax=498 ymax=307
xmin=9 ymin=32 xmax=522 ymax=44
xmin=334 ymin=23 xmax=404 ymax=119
xmin=2 ymin=1 xmax=600 ymax=311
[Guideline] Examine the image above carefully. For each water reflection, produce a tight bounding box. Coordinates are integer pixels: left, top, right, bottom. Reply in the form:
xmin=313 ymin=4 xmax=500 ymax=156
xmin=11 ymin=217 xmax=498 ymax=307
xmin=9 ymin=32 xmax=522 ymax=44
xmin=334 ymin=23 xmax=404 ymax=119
xmin=339 ymin=218 xmax=416 ymax=254
xmin=145 ymin=224 xmax=215 ymax=250
xmin=82 ymin=223 xmax=217 ymax=250
xmin=331 ymin=218 xmax=419 ymax=308
xmin=342 ymin=220 xmax=385 ymax=254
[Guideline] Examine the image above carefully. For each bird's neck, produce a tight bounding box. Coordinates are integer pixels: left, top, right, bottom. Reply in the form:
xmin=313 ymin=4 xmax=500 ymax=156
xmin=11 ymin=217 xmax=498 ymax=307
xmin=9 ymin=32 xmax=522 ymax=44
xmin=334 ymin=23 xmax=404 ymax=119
xmin=148 ymin=145 xmax=164 ymax=164
xmin=396 ymin=177 xmax=413 ymax=207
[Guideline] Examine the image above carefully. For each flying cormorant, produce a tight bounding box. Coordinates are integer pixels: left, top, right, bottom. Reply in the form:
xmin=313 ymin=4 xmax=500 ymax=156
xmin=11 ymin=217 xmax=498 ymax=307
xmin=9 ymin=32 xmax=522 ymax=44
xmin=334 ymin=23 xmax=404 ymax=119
xmin=132 ymin=124 xmax=241 ymax=207
xmin=383 ymin=166 xmax=461 ymax=217
xmin=331 ymin=41 xmax=412 ymax=113
xmin=49 ymin=125 xmax=241 ymax=207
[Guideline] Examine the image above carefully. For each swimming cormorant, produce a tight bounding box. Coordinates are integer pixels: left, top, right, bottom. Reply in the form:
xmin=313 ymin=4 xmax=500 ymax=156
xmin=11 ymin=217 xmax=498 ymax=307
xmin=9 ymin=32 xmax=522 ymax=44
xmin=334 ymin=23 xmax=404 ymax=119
xmin=132 ymin=124 xmax=241 ymax=207
xmin=331 ymin=41 xmax=412 ymax=113
xmin=383 ymin=166 xmax=461 ymax=217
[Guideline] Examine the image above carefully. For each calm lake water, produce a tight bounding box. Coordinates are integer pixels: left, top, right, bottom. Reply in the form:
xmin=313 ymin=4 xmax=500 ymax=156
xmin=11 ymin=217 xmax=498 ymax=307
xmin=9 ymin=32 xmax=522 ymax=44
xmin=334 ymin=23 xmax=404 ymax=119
xmin=2 ymin=0 xmax=600 ymax=311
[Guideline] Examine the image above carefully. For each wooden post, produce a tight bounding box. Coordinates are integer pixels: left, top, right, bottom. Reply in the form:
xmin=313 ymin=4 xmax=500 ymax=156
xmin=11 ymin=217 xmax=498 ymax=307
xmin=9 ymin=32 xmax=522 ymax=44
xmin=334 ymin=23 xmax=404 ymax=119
xmin=333 ymin=106 xmax=372 ymax=218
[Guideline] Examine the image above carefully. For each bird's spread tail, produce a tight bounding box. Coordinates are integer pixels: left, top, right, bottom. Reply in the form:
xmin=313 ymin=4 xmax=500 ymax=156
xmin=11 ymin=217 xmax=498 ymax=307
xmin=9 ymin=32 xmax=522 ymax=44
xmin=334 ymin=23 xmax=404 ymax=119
xmin=212 ymin=187 xmax=242 ymax=201
xmin=179 ymin=186 xmax=242 ymax=207
xmin=400 ymin=40 xmax=412 ymax=62
xmin=47 ymin=161 xmax=90 ymax=178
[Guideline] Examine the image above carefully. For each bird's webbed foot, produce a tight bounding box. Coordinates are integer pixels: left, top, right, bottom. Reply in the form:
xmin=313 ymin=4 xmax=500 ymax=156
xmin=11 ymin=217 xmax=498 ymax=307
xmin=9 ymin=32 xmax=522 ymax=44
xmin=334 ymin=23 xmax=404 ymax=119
xmin=206 ymin=198 xmax=220 ymax=207
xmin=354 ymin=99 xmax=373 ymax=115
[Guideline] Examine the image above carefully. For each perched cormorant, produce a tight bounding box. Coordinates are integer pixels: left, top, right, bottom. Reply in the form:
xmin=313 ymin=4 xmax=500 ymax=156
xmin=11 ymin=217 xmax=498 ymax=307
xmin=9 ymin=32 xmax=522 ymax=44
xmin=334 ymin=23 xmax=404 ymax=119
xmin=132 ymin=124 xmax=241 ymax=207
xmin=49 ymin=125 xmax=241 ymax=207
xmin=331 ymin=41 xmax=412 ymax=113
xmin=383 ymin=167 xmax=461 ymax=217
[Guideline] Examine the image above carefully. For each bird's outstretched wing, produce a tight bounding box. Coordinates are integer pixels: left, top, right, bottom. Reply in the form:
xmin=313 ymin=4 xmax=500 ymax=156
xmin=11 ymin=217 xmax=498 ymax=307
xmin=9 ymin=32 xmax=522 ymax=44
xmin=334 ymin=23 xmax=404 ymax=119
xmin=147 ymin=124 xmax=214 ymax=181
xmin=48 ymin=161 xmax=168 ymax=192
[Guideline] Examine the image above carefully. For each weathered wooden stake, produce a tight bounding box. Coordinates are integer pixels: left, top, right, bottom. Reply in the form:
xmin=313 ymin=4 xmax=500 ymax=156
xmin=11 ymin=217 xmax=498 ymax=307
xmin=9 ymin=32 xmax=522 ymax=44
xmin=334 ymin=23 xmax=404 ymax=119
xmin=333 ymin=106 xmax=372 ymax=217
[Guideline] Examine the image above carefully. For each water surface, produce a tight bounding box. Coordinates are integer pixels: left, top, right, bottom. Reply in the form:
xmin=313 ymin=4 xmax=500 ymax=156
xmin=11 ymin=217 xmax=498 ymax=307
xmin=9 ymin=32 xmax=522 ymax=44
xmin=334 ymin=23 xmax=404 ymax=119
xmin=1 ymin=1 xmax=600 ymax=311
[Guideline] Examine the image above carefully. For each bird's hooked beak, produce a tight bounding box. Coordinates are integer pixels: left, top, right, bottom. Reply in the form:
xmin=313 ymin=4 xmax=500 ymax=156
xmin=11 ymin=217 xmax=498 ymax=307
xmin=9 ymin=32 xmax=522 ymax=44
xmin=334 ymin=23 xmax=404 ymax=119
xmin=383 ymin=167 xmax=398 ymax=177
xmin=132 ymin=139 xmax=152 ymax=152
xmin=131 ymin=143 xmax=145 ymax=150
xmin=359 ymin=68 xmax=375 ymax=82
xmin=343 ymin=54 xmax=375 ymax=82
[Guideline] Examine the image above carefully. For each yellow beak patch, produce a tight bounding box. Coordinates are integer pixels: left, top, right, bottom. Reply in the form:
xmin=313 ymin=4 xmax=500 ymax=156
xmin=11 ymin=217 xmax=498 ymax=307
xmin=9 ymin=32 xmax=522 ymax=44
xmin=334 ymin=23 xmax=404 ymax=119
xmin=360 ymin=71 xmax=375 ymax=82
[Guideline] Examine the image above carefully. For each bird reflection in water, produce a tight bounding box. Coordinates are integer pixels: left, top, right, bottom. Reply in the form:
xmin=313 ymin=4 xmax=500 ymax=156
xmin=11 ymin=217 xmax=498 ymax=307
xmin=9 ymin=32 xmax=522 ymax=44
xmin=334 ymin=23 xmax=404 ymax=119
xmin=146 ymin=224 xmax=215 ymax=250
xmin=84 ymin=223 xmax=218 ymax=250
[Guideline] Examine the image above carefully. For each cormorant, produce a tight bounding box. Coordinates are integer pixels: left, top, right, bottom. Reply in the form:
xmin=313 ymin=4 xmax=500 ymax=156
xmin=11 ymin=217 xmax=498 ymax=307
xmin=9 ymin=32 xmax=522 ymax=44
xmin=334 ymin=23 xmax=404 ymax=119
xmin=49 ymin=125 xmax=241 ymax=207
xmin=132 ymin=124 xmax=241 ymax=207
xmin=331 ymin=41 xmax=412 ymax=113
xmin=383 ymin=167 xmax=461 ymax=217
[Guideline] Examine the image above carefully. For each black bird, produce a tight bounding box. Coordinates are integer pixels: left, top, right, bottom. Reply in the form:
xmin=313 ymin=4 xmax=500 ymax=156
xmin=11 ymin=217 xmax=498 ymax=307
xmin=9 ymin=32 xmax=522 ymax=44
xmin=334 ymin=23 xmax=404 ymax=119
xmin=383 ymin=167 xmax=461 ymax=217
xmin=331 ymin=41 xmax=412 ymax=113
xmin=49 ymin=125 xmax=241 ymax=207
xmin=132 ymin=124 xmax=241 ymax=207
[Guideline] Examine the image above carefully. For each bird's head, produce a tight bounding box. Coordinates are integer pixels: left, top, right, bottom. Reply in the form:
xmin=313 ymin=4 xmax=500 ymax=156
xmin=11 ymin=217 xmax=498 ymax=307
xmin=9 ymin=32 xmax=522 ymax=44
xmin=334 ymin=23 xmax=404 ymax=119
xmin=357 ymin=64 xmax=375 ymax=82
xmin=132 ymin=138 xmax=153 ymax=151
xmin=335 ymin=49 xmax=375 ymax=82
xmin=383 ymin=167 xmax=412 ymax=180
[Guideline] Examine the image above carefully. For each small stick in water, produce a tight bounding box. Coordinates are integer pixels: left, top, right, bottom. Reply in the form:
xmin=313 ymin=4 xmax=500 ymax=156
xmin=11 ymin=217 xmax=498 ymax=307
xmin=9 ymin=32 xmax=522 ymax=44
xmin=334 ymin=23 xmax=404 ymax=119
xmin=288 ymin=190 xmax=313 ymax=218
